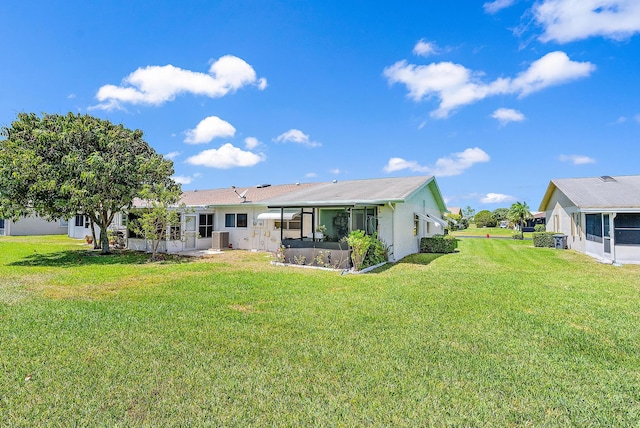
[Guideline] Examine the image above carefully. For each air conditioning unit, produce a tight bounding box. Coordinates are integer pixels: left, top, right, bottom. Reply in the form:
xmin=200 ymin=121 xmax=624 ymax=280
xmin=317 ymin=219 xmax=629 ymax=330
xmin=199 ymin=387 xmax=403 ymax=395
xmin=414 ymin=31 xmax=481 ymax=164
xmin=211 ymin=231 xmax=229 ymax=250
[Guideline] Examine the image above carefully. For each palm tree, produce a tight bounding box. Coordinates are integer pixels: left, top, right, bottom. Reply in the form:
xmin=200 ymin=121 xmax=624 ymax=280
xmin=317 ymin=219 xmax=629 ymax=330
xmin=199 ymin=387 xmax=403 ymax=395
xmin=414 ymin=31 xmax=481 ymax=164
xmin=508 ymin=201 xmax=532 ymax=232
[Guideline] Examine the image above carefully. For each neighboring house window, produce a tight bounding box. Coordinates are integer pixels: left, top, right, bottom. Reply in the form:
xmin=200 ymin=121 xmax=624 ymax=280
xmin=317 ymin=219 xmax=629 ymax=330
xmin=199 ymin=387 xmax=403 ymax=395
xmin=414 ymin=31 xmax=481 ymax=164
xmin=585 ymin=214 xmax=603 ymax=243
xmin=0 ymin=219 xmax=4 ymax=229
xmin=225 ymin=213 xmax=248 ymax=228
xmin=614 ymin=213 xmax=640 ymax=245
xmin=75 ymin=215 xmax=84 ymax=227
xmin=237 ymin=214 xmax=248 ymax=228
xmin=199 ymin=214 xmax=214 ymax=238
xmin=225 ymin=214 xmax=235 ymax=228
xmin=85 ymin=216 xmax=90 ymax=229
xmin=414 ymin=215 xmax=419 ymax=236
xmin=127 ymin=213 xmax=144 ymax=239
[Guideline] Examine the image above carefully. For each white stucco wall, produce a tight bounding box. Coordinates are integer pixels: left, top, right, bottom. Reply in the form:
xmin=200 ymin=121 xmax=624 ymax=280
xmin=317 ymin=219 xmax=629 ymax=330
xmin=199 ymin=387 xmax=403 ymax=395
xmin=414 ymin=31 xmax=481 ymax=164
xmin=544 ymin=188 xmax=586 ymax=253
xmin=3 ymin=216 xmax=67 ymax=236
xmin=383 ymin=184 xmax=445 ymax=262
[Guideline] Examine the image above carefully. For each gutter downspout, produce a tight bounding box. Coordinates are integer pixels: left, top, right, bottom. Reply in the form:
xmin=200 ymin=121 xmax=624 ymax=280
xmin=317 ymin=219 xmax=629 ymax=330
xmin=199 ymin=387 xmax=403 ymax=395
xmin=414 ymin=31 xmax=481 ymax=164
xmin=388 ymin=202 xmax=395 ymax=261
xmin=611 ymin=212 xmax=619 ymax=266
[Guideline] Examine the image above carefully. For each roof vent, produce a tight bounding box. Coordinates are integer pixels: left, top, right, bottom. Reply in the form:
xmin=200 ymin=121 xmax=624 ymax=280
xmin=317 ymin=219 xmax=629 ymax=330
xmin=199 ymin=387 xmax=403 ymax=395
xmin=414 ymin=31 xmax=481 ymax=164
xmin=256 ymin=184 xmax=271 ymax=188
xmin=600 ymin=175 xmax=617 ymax=182
xmin=332 ymin=180 xmax=338 ymax=183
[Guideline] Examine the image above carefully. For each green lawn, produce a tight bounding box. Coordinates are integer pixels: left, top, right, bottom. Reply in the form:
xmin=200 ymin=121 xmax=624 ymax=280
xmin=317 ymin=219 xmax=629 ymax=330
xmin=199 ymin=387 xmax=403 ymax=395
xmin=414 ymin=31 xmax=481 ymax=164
xmin=1 ymin=235 xmax=640 ymax=426
xmin=453 ymin=225 xmax=534 ymax=239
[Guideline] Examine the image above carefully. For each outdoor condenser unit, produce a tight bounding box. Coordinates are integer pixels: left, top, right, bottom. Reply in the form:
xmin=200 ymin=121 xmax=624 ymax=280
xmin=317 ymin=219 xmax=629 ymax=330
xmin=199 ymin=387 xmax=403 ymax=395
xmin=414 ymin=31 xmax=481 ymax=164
xmin=211 ymin=231 xmax=229 ymax=250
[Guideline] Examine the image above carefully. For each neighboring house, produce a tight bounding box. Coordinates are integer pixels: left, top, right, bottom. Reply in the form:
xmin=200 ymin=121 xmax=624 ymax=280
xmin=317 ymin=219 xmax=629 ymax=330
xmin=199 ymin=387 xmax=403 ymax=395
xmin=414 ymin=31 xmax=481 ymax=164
xmin=127 ymin=175 xmax=448 ymax=262
xmin=67 ymin=212 xmax=127 ymax=241
xmin=447 ymin=206 xmax=462 ymax=216
xmin=0 ymin=215 xmax=68 ymax=236
xmin=539 ymin=175 xmax=640 ymax=264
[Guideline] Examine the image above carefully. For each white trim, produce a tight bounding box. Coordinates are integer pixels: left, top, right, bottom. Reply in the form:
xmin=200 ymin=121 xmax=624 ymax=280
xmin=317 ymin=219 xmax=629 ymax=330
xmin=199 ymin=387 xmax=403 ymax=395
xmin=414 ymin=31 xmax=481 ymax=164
xmin=257 ymin=210 xmax=301 ymax=221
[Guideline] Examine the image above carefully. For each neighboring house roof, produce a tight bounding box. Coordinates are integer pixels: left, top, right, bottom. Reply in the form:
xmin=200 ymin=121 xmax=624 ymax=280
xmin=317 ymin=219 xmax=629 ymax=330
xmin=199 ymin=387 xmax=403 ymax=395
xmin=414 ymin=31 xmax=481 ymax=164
xmin=539 ymin=175 xmax=640 ymax=212
xmin=447 ymin=206 xmax=462 ymax=216
xmin=178 ymin=183 xmax=317 ymax=207
xmin=265 ymin=176 xmax=445 ymax=211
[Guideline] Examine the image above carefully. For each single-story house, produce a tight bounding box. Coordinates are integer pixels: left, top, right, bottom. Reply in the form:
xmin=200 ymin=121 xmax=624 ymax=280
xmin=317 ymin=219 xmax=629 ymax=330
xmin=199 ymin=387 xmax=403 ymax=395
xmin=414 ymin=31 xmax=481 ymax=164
xmin=126 ymin=175 xmax=448 ymax=262
xmin=67 ymin=213 xmax=127 ymax=241
xmin=539 ymin=175 xmax=640 ymax=264
xmin=0 ymin=215 xmax=68 ymax=236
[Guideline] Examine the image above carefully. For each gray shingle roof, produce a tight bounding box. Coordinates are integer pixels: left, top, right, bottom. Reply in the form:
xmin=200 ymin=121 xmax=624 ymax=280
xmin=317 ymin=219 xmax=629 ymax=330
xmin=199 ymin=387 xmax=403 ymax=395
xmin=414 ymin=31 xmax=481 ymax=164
xmin=539 ymin=175 xmax=640 ymax=211
xmin=265 ymin=176 xmax=436 ymax=207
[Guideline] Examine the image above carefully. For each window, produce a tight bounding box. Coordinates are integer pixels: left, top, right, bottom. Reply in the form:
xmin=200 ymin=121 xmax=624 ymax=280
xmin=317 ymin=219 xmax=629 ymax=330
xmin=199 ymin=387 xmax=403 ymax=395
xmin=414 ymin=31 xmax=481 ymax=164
xmin=127 ymin=212 xmax=144 ymax=239
xmin=75 ymin=215 xmax=84 ymax=227
xmin=585 ymin=214 xmax=602 ymax=243
xmin=225 ymin=213 xmax=235 ymax=228
xmin=614 ymin=213 xmax=640 ymax=245
xmin=199 ymin=214 xmax=214 ymax=238
xmin=85 ymin=216 xmax=90 ymax=229
xmin=225 ymin=213 xmax=248 ymax=228
xmin=237 ymin=214 xmax=248 ymax=228
xmin=414 ymin=215 xmax=419 ymax=236
xmin=0 ymin=219 xmax=4 ymax=229
xmin=169 ymin=225 xmax=181 ymax=240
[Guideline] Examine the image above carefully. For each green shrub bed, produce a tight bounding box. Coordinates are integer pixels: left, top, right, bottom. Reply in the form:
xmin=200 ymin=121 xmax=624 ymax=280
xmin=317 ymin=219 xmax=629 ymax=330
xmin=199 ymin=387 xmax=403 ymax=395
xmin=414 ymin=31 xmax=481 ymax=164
xmin=533 ymin=232 xmax=556 ymax=247
xmin=420 ymin=235 xmax=458 ymax=253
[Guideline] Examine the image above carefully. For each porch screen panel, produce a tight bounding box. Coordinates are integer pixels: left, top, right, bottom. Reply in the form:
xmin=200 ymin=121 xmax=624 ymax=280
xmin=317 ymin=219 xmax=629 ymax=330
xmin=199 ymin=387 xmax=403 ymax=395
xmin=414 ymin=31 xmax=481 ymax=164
xmin=614 ymin=213 xmax=640 ymax=245
xmin=585 ymin=214 xmax=602 ymax=243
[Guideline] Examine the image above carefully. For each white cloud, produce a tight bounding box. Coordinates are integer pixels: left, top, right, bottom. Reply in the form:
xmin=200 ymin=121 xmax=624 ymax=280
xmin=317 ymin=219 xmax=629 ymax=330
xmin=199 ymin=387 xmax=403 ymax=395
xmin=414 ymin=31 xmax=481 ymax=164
xmin=383 ymin=147 xmax=490 ymax=177
xmin=484 ymin=0 xmax=516 ymax=14
xmin=481 ymin=193 xmax=516 ymax=203
xmin=330 ymin=168 xmax=340 ymax=175
xmin=186 ymin=143 xmax=266 ymax=169
xmin=635 ymin=114 xmax=640 ymax=123
xmin=384 ymin=51 xmax=594 ymax=118
xmin=413 ymin=39 xmax=438 ymax=57
xmin=165 ymin=151 xmax=181 ymax=160
xmin=244 ymin=137 xmax=262 ymax=150
xmin=274 ymin=129 xmax=321 ymax=148
xmin=492 ymin=108 xmax=525 ymax=125
xmin=384 ymin=158 xmax=430 ymax=174
xmin=172 ymin=175 xmax=193 ymax=185
xmin=184 ymin=116 xmax=236 ymax=144
xmin=305 ymin=172 xmax=317 ymax=178
xmin=534 ymin=0 xmax=640 ymax=43
xmin=92 ymin=55 xmax=267 ymax=110
xmin=67 ymin=93 xmax=76 ymax=99
xmin=559 ymin=154 xmax=596 ymax=165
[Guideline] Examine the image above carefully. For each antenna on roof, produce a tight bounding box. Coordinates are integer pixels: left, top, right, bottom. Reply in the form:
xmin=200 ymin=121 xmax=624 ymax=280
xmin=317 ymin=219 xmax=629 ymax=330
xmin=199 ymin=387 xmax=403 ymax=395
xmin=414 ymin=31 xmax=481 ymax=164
xmin=233 ymin=187 xmax=248 ymax=202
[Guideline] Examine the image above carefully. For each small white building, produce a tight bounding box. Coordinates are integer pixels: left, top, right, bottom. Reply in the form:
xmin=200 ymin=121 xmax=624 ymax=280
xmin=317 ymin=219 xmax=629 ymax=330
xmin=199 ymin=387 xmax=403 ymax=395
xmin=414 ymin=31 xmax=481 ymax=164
xmin=539 ymin=175 xmax=640 ymax=264
xmin=0 ymin=215 xmax=68 ymax=236
xmin=126 ymin=176 xmax=448 ymax=262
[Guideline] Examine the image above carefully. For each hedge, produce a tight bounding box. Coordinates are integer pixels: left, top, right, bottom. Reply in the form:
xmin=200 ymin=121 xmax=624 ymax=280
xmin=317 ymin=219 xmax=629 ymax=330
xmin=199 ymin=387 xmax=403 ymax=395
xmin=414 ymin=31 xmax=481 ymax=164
xmin=420 ymin=235 xmax=458 ymax=254
xmin=533 ymin=232 xmax=556 ymax=248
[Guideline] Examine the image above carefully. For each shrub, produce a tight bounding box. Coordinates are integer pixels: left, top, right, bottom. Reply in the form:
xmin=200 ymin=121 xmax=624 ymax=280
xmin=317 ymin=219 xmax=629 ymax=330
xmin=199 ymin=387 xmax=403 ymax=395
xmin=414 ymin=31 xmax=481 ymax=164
xmin=363 ymin=234 xmax=388 ymax=268
xmin=475 ymin=210 xmax=497 ymax=228
xmin=420 ymin=235 xmax=458 ymax=254
xmin=534 ymin=224 xmax=546 ymax=232
xmin=346 ymin=230 xmax=372 ymax=271
xmin=512 ymin=232 xmax=524 ymax=240
xmin=533 ymin=232 xmax=555 ymax=247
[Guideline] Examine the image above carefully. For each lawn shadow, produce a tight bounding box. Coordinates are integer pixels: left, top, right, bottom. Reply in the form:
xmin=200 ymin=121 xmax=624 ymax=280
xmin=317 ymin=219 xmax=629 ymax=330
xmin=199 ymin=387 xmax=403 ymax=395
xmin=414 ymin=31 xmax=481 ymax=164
xmin=9 ymin=249 xmax=194 ymax=268
xmin=396 ymin=252 xmax=456 ymax=266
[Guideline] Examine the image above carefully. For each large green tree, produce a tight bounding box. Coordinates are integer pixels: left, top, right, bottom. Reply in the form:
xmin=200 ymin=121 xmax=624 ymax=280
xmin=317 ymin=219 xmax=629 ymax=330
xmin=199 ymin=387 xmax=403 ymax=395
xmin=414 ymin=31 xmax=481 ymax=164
xmin=508 ymin=201 xmax=532 ymax=232
xmin=0 ymin=112 xmax=176 ymax=254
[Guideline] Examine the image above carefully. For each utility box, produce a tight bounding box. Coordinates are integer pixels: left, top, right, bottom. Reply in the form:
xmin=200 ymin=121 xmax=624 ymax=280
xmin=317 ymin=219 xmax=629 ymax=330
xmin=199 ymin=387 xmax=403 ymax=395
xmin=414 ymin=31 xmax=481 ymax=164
xmin=211 ymin=231 xmax=229 ymax=250
xmin=553 ymin=234 xmax=567 ymax=249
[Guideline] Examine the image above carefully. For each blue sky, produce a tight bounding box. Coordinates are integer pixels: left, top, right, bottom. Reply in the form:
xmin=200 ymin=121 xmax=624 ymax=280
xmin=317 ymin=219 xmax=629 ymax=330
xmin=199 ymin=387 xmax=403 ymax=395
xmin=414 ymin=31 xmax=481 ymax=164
xmin=1 ymin=1 xmax=639 ymax=212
